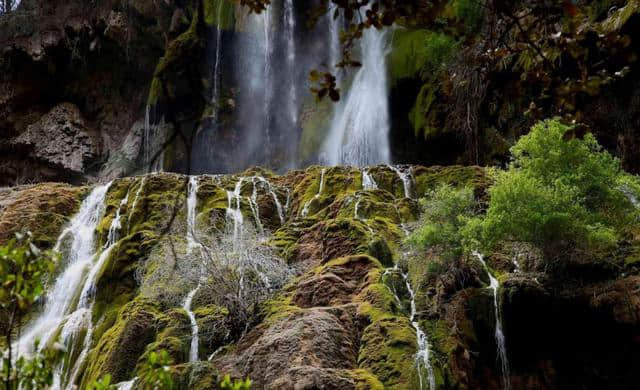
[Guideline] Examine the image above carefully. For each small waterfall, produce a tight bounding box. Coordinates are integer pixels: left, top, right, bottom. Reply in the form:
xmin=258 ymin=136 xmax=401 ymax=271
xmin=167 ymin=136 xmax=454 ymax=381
xmin=106 ymin=191 xmax=130 ymax=248
xmin=362 ymin=168 xmax=378 ymax=190
xmin=388 ymin=165 xmax=413 ymax=198
xmin=247 ymin=177 xmax=265 ymax=235
xmin=211 ymin=0 xmax=225 ymax=104
xmin=473 ymin=251 xmax=510 ymax=390
xmin=322 ymin=25 xmax=391 ymax=166
xmin=115 ymin=377 xmax=137 ymax=390
xmin=16 ymin=183 xmax=112 ymax=359
xmin=143 ymin=106 xmax=164 ymax=173
xmin=327 ymin=6 xmax=343 ymax=77
xmin=226 ymin=178 xmax=245 ymax=244
xmin=186 ymin=176 xmax=200 ymax=250
xmin=184 ymin=176 xmax=204 ymax=362
xmin=301 ymin=168 xmax=326 ymax=217
xmin=182 ymin=287 xmax=201 ymax=362
xmin=128 ymin=177 xmax=146 ymax=231
xmin=262 ymin=8 xmax=275 ymax=146
xmin=383 ymin=265 xmax=436 ymax=390
xmin=250 ymin=175 xmax=287 ymax=226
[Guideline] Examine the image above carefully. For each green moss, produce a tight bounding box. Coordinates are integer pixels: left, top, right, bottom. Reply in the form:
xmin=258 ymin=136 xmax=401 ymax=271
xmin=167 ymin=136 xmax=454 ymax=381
xmin=82 ymin=299 xmax=161 ymax=386
xmin=148 ymin=77 xmax=162 ymax=106
xmin=413 ymin=165 xmax=489 ymax=198
xmin=292 ymin=166 xmax=360 ymax=217
xmin=410 ymin=81 xmax=441 ymax=139
xmin=298 ymin=99 xmax=332 ymax=163
xmin=204 ymin=0 xmax=235 ymax=30
xmin=357 ymin=316 xmax=418 ymax=389
xmin=149 ymin=7 xmax=203 ymax=103
xmin=390 ymin=29 xmax=457 ymax=84
xmin=139 ymin=308 xmax=190 ymax=365
xmin=351 ymin=369 xmax=385 ymax=390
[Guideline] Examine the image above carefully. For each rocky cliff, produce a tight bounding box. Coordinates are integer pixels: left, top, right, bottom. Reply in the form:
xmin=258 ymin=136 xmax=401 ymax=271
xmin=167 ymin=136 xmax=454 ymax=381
xmin=2 ymin=165 xmax=638 ymax=389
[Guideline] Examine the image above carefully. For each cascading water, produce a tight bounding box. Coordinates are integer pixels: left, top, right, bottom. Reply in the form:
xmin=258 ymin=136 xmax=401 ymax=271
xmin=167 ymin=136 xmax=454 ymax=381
xmin=362 ymin=168 xmax=378 ymax=190
xmin=211 ymin=0 xmax=225 ymax=105
xmin=226 ymin=178 xmax=245 ymax=244
xmin=383 ymin=264 xmax=436 ymax=390
xmin=321 ymin=25 xmax=391 ymax=166
xmin=254 ymin=176 xmax=286 ymax=225
xmin=184 ymin=176 xmax=203 ymax=362
xmin=143 ymin=106 xmax=164 ymax=173
xmin=128 ymin=177 xmax=146 ymax=231
xmin=473 ymin=251 xmax=510 ymax=390
xmin=186 ymin=176 xmax=201 ymax=250
xmin=182 ymin=287 xmax=201 ymax=362
xmin=16 ymin=183 xmax=112 ymax=360
xmin=301 ymin=168 xmax=326 ymax=217
xmin=388 ymin=165 xmax=413 ymax=198
xmin=283 ymin=0 xmax=298 ymax=125
xmin=247 ymin=178 xmax=265 ymax=235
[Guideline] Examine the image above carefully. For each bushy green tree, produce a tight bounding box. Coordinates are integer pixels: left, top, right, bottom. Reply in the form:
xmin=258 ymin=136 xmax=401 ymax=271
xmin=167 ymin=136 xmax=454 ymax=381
xmin=138 ymin=350 xmax=173 ymax=390
xmin=407 ymin=185 xmax=477 ymax=263
xmin=478 ymin=119 xmax=634 ymax=258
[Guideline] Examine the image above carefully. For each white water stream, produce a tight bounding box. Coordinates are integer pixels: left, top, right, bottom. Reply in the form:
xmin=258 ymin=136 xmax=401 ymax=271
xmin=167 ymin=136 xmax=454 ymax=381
xmin=388 ymin=165 xmax=413 ymax=198
xmin=284 ymin=0 xmax=298 ymax=125
xmin=362 ymin=168 xmax=378 ymax=190
xmin=16 ymin=183 xmax=112 ymax=360
xmin=473 ymin=251 xmax=510 ymax=390
xmin=383 ymin=264 xmax=436 ymax=390
xmin=211 ymin=0 xmax=225 ymax=104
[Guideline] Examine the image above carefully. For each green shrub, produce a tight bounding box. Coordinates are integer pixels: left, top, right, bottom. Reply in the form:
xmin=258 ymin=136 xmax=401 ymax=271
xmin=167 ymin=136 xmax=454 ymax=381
xmin=477 ymin=119 xmax=634 ymax=258
xmin=407 ymin=185 xmax=477 ymax=263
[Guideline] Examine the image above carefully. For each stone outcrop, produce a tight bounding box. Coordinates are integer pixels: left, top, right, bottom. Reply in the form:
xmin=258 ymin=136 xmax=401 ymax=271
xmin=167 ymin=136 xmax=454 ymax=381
xmin=12 ymin=103 xmax=98 ymax=174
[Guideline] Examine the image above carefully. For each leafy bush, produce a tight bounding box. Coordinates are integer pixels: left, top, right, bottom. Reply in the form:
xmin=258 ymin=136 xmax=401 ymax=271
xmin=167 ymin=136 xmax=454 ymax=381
xmin=138 ymin=350 xmax=173 ymax=390
xmin=220 ymin=374 xmax=251 ymax=390
xmin=0 ymin=232 xmax=58 ymax=390
xmin=407 ymin=185 xmax=477 ymax=263
xmin=477 ymin=119 xmax=634 ymax=258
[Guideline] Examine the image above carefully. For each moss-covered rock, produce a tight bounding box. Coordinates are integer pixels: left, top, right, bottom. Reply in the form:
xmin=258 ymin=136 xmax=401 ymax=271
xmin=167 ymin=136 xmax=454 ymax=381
xmin=82 ymin=299 xmax=161 ymax=386
xmin=0 ymin=183 xmax=86 ymax=247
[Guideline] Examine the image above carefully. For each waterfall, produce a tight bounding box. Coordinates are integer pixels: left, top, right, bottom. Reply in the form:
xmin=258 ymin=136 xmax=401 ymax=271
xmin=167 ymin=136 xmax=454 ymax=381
xmin=246 ymin=178 xmax=264 ymax=235
xmin=184 ymin=176 xmax=204 ymax=362
xmin=144 ymin=106 xmax=163 ymax=173
xmin=301 ymin=168 xmax=326 ymax=217
xmin=183 ymin=287 xmax=201 ymax=362
xmin=473 ymin=251 xmax=510 ymax=390
xmin=388 ymin=165 xmax=413 ymax=198
xmin=262 ymin=8 xmax=275 ymax=146
xmin=15 ymin=183 xmax=122 ymax=390
xmin=226 ymin=178 xmax=245 ymax=244
xmin=362 ymin=168 xmax=378 ymax=190
xmin=186 ymin=176 xmax=201 ymax=250
xmin=128 ymin=177 xmax=146 ymax=231
xmin=284 ymin=0 xmax=298 ymax=125
xmin=106 ymin=191 xmax=130 ymax=248
xmin=383 ymin=265 xmax=436 ymax=390
xmin=327 ymin=7 xmax=343 ymax=78
xmin=321 ymin=25 xmax=391 ymax=166
xmin=16 ymin=183 xmax=112 ymax=360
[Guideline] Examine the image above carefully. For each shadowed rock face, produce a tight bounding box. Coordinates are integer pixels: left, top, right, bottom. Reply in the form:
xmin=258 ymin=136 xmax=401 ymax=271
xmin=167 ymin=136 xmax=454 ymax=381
xmin=0 ymin=0 xmax=187 ymax=185
xmin=12 ymin=103 xmax=99 ymax=175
